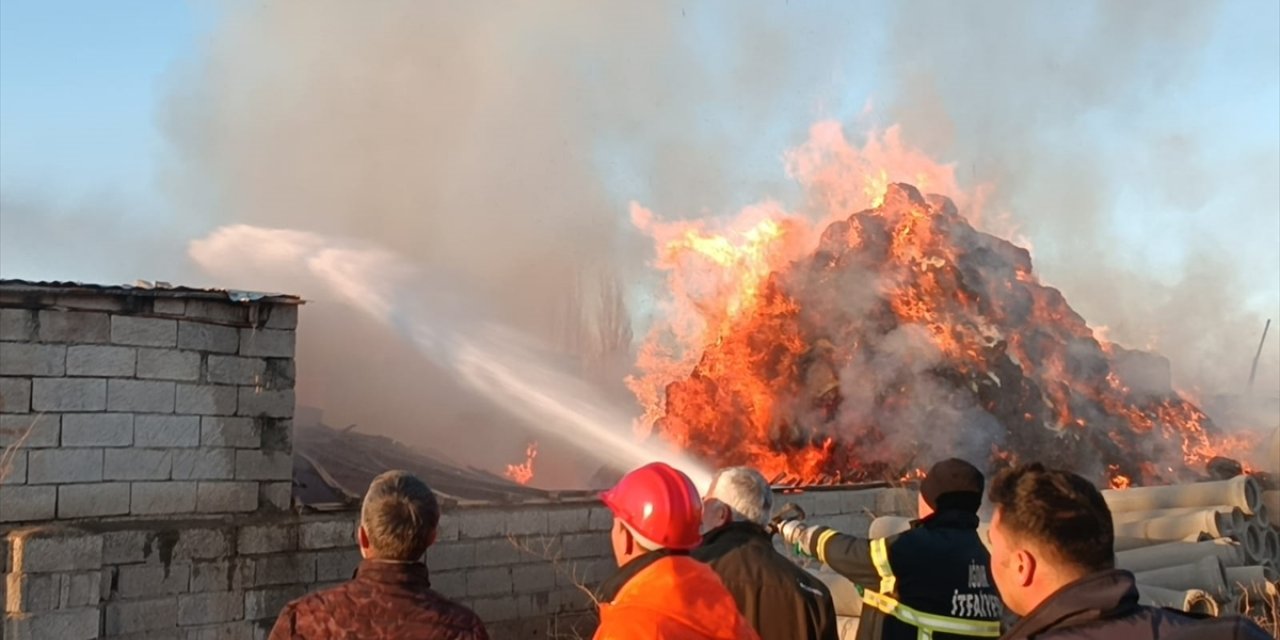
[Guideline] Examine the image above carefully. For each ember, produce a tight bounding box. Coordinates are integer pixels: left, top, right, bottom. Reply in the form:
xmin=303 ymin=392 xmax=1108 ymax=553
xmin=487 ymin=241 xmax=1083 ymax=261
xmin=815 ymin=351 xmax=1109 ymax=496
xmin=629 ymin=138 xmax=1256 ymax=487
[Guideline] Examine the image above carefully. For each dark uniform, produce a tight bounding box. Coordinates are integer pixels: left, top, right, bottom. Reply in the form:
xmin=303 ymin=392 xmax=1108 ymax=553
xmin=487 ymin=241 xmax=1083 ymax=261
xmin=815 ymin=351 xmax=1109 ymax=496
xmin=693 ymin=521 xmax=840 ymax=640
xmin=791 ymin=508 xmax=1000 ymax=640
xmin=780 ymin=459 xmax=1001 ymax=640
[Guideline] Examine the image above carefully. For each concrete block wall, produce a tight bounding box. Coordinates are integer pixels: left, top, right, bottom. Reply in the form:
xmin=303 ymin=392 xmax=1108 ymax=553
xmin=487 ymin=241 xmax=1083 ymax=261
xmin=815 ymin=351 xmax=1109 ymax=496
xmin=0 ymin=286 xmax=299 ymax=523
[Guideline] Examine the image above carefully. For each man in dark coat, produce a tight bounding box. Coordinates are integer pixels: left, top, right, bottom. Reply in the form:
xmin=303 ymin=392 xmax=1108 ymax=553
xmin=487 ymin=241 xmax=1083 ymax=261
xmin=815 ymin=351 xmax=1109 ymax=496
xmin=989 ymin=463 xmax=1269 ymax=640
xmin=693 ymin=467 xmax=839 ymax=640
xmin=780 ymin=458 xmax=1002 ymax=640
xmin=269 ymin=470 xmax=489 ymax=640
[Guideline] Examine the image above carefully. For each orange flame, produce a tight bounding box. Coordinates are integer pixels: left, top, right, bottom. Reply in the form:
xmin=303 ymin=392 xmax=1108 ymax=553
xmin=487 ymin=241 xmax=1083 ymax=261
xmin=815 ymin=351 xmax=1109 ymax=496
xmin=505 ymin=442 xmax=538 ymax=485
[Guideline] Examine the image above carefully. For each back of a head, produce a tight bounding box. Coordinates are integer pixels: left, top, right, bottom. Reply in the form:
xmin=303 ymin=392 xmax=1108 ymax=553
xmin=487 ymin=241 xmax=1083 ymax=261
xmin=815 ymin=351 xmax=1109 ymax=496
xmin=707 ymin=466 xmax=773 ymax=526
xmin=362 ymin=470 xmax=441 ymax=562
xmin=921 ymin=457 xmax=985 ymax=510
xmin=988 ymin=463 xmax=1115 ymax=574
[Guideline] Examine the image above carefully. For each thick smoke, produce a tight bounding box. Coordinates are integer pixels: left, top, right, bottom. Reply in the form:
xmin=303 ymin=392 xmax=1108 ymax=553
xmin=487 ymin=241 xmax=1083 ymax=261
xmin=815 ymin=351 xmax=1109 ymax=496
xmin=4 ymin=1 xmax=1271 ymax=482
xmin=875 ymin=0 xmax=1280 ymax=399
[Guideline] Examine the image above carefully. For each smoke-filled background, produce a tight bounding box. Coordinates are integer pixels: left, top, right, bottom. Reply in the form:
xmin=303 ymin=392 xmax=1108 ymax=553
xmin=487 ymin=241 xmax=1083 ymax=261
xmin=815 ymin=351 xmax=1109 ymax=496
xmin=2 ymin=1 xmax=1277 ymax=484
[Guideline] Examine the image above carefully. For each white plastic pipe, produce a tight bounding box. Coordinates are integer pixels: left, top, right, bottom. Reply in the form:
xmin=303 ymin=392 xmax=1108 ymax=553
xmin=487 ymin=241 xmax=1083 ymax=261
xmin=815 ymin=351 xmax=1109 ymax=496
xmin=1112 ymin=506 xmax=1247 ymax=535
xmin=1113 ymin=509 xmax=1235 ymax=545
xmin=1104 ymin=476 xmax=1261 ymax=516
xmin=1136 ymin=584 xmax=1220 ymax=616
xmin=1223 ymin=565 xmax=1279 ymax=600
xmin=1132 ymin=556 xmax=1230 ymax=599
xmin=1115 ymin=538 xmax=1245 ymax=573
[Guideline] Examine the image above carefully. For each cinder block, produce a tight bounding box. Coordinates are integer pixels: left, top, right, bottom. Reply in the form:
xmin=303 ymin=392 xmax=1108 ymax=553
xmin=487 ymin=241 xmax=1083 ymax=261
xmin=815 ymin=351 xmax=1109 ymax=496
xmin=262 ymin=359 xmax=296 ymax=390
xmin=0 ymin=308 xmax=36 ymax=340
xmin=172 ymin=449 xmax=235 ymax=480
xmin=259 ymin=482 xmax=292 ymax=511
xmin=3 ymin=449 xmax=27 ymax=484
xmin=37 ymin=310 xmax=110 ymax=343
xmin=0 ymin=413 xmax=59 ymax=447
xmin=234 ymin=450 xmax=291 ymax=481
xmin=587 ymin=506 xmax=614 ymax=531
xmin=874 ymin=488 xmax=918 ymax=517
xmin=259 ymin=418 xmax=291 ymax=452
xmin=467 ymin=566 xmax=513 ymax=597
xmin=27 ymin=448 xmax=103 ymax=484
xmin=236 ymin=388 xmax=293 ymax=418
xmin=177 ymin=321 xmax=239 ymax=354
xmin=152 ymin=298 xmax=186 ymax=315
xmin=238 ymin=328 xmax=295 ymax=358
xmin=470 ymin=595 xmax=520 ymax=623
xmin=4 ymin=606 xmax=100 ymax=639
xmin=0 ymin=485 xmax=56 ymax=522
xmin=176 ymin=384 xmax=237 ymax=415
xmin=426 ymin=541 xmax=477 ymax=572
xmin=173 ymin=528 xmax=232 ymax=561
xmin=111 ymin=316 xmax=177 ymax=347
xmin=104 ymin=597 xmax=179 ymax=634
xmin=195 ymin=482 xmax=257 ymax=513
xmin=52 ymin=294 xmax=124 ymax=312
xmin=459 ymin=510 xmax=510 ymax=539
xmin=108 ymin=379 xmax=175 ymax=413
xmin=472 ymin=537 xmax=525 ymax=568
xmin=243 ymin=585 xmax=305 ymax=622
xmin=547 ymin=507 xmax=591 ymax=534
xmin=66 ymin=344 xmax=137 ymax=377
xmin=237 ymin=524 xmax=297 ymax=555
xmin=137 ymin=349 xmax=201 ymax=381
xmin=116 ymin=563 xmax=191 ymax=598
xmin=102 ymin=529 xmax=152 ymax=565
xmin=511 ymin=563 xmax=557 ymax=593
xmin=431 ymin=570 xmax=466 ymax=598
xmin=0 ymin=342 xmax=66 ymax=376
xmin=251 ymin=554 xmax=315 ymax=586
xmin=104 ymin=449 xmax=172 ymax=480
xmin=200 ymin=416 xmax=259 ymax=448
xmin=189 ymin=559 xmax=252 ymax=593
xmin=131 ymin=481 xmax=198 ymax=515
xmin=58 ymin=570 xmax=101 ymax=608
xmin=32 ymin=378 xmax=105 ymax=412
xmin=263 ymin=305 xmax=298 ymax=330
xmin=57 ymin=483 xmax=131 ymax=518
xmin=134 ymin=415 xmax=200 ymax=447
xmin=10 ymin=529 xmax=103 ymax=572
xmin=184 ymin=301 xmax=248 ymax=326
xmin=314 ymin=549 xmax=360 ymax=582
xmin=507 ymin=509 xmax=550 ymax=536
xmin=0 ymin=376 xmax=32 ymax=413
xmin=61 ymin=413 xmax=133 ymax=447
xmin=558 ymin=533 xmax=612 ymax=560
xmin=206 ymin=356 xmax=266 ymax=386
xmin=299 ymin=519 xmax=355 ymax=550
xmin=7 ymin=572 xmax=60 ymax=612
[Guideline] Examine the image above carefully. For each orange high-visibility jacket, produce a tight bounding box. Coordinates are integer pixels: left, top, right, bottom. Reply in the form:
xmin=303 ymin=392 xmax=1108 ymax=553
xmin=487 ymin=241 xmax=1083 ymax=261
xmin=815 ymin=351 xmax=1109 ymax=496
xmin=594 ymin=554 xmax=761 ymax=640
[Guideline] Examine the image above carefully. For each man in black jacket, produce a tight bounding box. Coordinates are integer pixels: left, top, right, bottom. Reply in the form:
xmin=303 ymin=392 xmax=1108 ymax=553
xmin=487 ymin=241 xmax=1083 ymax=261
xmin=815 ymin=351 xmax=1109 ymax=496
xmin=989 ymin=463 xmax=1269 ymax=640
xmin=693 ymin=466 xmax=839 ymax=640
xmin=779 ymin=458 xmax=1002 ymax=640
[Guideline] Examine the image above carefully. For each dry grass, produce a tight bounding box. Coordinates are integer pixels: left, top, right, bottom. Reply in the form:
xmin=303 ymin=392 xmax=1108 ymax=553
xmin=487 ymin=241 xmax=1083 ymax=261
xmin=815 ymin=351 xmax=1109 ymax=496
xmin=507 ymin=533 xmax=602 ymax=640
xmin=1235 ymin=581 xmax=1279 ymax=636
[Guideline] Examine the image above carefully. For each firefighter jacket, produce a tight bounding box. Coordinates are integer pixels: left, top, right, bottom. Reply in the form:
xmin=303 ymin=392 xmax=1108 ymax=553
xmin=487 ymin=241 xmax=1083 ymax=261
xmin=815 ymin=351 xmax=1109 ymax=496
xmin=794 ymin=509 xmax=1001 ymax=640
xmin=594 ymin=550 xmax=761 ymax=640
xmin=693 ymin=521 xmax=840 ymax=640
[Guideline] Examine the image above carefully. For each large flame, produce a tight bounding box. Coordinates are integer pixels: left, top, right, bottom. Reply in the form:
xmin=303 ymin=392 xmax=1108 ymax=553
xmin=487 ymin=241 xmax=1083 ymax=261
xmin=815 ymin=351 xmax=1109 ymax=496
xmin=629 ymin=122 xmax=1256 ymax=486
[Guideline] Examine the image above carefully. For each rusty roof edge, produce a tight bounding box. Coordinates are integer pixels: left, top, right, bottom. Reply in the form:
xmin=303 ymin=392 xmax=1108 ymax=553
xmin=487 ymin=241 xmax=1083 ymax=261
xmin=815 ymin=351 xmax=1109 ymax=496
xmin=0 ymin=279 xmax=304 ymax=304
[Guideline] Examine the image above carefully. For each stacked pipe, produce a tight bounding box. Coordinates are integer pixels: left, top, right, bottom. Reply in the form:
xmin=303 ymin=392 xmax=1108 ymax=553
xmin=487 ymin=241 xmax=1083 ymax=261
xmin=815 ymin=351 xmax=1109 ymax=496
xmin=1104 ymin=474 xmax=1280 ymax=620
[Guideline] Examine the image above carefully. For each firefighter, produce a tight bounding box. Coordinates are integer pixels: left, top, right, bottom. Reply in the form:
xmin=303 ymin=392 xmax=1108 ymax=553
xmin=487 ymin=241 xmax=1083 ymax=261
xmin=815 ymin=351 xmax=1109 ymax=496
xmin=593 ymin=462 xmax=760 ymax=640
xmin=778 ymin=458 xmax=1001 ymax=640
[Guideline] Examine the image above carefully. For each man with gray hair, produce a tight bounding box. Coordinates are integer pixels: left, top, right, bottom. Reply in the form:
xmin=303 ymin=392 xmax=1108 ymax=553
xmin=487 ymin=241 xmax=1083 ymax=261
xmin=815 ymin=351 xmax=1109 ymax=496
xmin=269 ymin=470 xmax=489 ymax=639
xmin=693 ymin=466 xmax=839 ymax=640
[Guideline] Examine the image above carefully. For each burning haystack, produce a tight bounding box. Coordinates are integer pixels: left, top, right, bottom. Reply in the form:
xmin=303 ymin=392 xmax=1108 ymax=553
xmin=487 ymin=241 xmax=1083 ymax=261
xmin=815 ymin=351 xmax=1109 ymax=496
xmin=630 ymin=183 xmax=1251 ymax=487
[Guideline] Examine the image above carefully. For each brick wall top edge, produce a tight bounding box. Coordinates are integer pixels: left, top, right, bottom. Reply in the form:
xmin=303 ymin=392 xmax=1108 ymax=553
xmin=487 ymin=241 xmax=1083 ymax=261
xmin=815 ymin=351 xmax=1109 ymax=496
xmin=0 ymin=281 xmax=302 ymax=305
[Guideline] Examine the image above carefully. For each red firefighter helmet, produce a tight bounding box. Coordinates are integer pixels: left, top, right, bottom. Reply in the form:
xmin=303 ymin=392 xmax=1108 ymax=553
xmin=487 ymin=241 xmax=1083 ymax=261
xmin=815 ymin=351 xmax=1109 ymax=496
xmin=600 ymin=462 xmax=703 ymax=551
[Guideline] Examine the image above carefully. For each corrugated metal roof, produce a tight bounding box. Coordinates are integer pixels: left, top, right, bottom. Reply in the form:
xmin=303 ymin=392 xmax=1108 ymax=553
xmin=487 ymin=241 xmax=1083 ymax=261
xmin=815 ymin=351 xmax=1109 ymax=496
xmin=0 ymin=279 xmax=303 ymax=304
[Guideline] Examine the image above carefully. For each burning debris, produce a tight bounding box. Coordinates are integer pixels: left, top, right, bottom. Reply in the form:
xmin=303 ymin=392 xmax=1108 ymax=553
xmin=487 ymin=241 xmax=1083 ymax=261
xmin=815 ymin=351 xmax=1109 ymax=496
xmin=505 ymin=441 xmax=539 ymax=486
xmin=631 ymin=182 xmax=1255 ymax=486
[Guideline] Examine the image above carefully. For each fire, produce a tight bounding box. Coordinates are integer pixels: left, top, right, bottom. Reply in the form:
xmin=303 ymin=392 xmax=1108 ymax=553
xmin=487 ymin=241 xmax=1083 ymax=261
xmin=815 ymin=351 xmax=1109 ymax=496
xmin=505 ymin=442 xmax=538 ymax=486
xmin=628 ymin=121 xmax=1257 ymax=487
